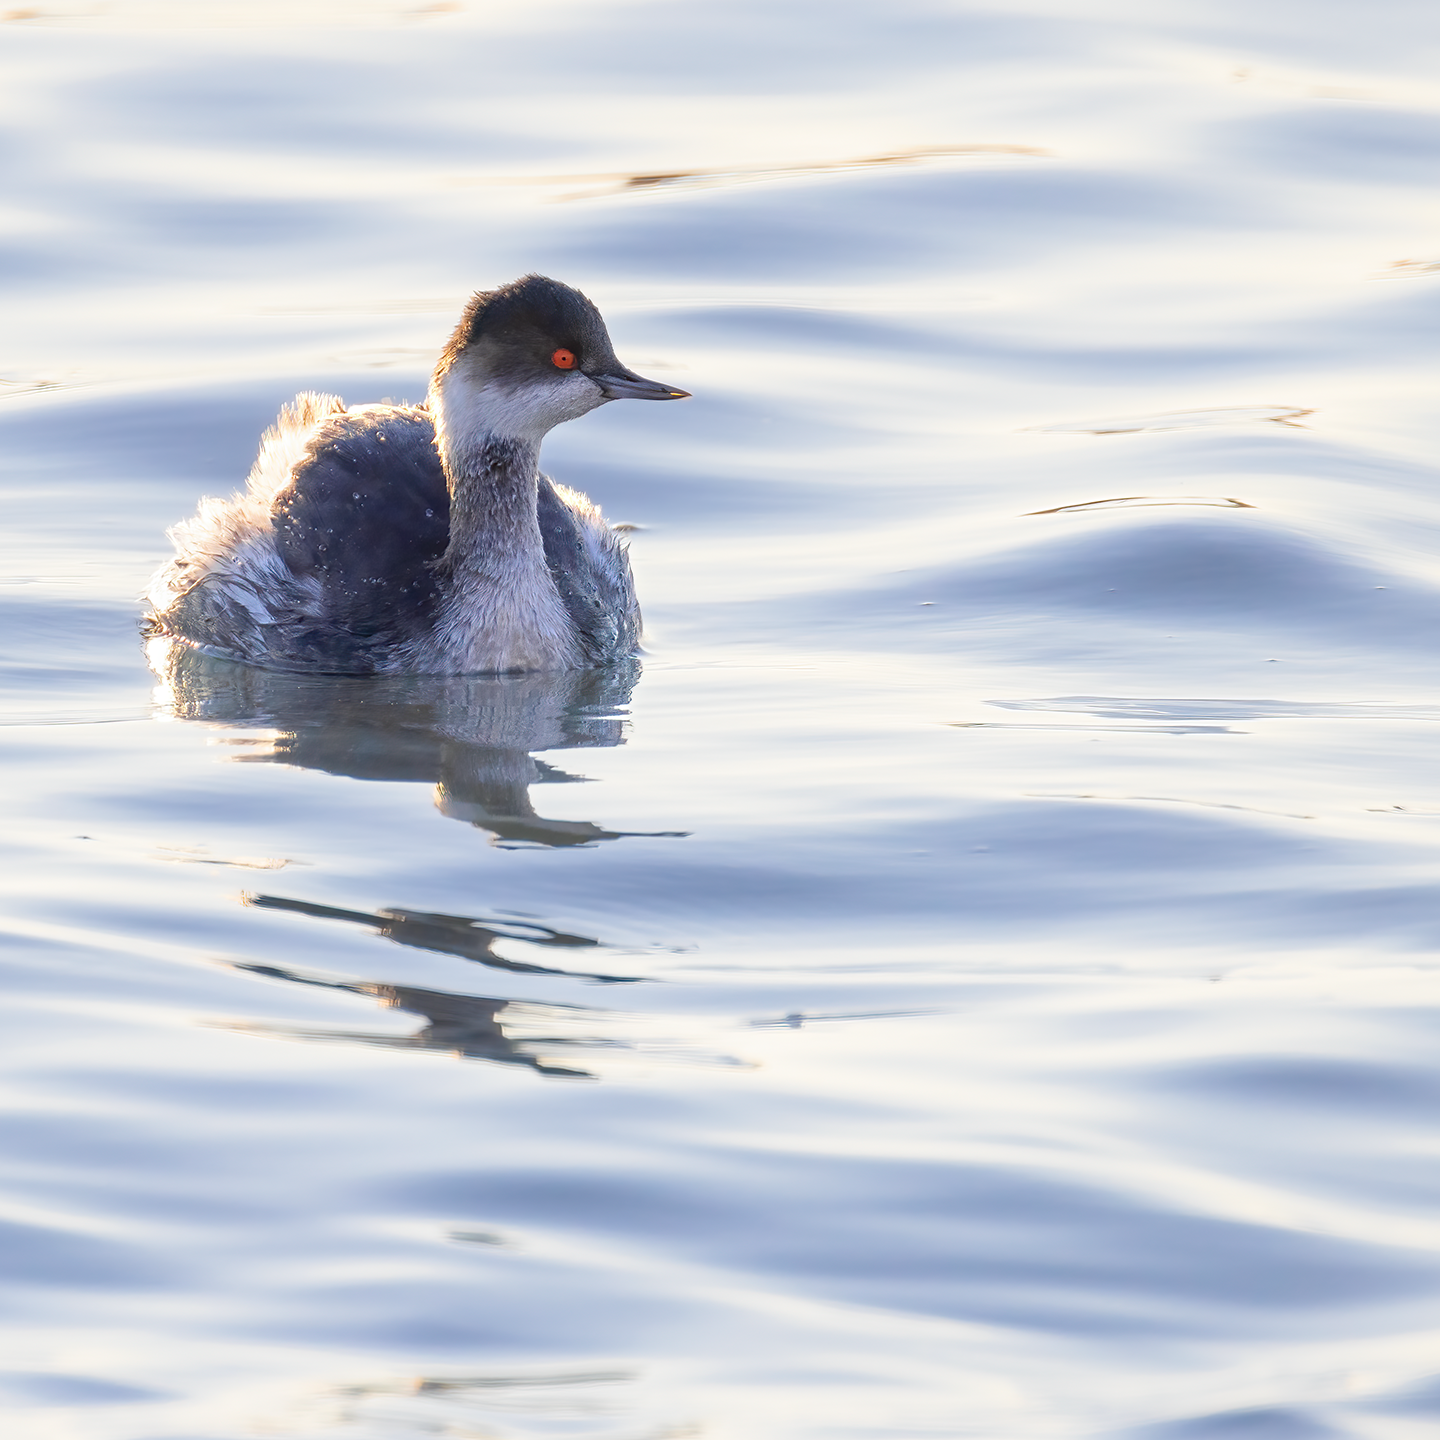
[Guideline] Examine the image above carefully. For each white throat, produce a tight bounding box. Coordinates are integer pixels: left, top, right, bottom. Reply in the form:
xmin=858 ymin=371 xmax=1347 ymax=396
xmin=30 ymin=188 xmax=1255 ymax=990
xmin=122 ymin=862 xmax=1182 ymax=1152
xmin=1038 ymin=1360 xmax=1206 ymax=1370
xmin=430 ymin=347 xmax=606 ymax=454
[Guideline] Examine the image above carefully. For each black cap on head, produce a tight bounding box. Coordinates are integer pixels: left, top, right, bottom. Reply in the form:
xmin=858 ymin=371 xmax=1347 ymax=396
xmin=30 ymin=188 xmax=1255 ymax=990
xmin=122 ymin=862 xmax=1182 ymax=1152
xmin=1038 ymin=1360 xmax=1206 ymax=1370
xmin=434 ymin=274 xmax=619 ymax=381
xmin=433 ymin=274 xmax=690 ymax=403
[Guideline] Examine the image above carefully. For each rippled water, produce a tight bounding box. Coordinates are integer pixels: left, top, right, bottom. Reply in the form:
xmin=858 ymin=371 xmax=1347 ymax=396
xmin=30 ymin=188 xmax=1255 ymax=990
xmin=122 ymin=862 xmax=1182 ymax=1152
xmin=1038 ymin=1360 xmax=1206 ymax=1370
xmin=4 ymin=2 xmax=1440 ymax=1436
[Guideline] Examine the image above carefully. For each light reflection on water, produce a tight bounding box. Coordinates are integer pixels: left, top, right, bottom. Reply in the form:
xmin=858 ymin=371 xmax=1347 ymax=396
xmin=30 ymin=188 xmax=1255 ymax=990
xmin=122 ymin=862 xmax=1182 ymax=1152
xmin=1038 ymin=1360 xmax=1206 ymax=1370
xmin=3 ymin=1 xmax=1440 ymax=1438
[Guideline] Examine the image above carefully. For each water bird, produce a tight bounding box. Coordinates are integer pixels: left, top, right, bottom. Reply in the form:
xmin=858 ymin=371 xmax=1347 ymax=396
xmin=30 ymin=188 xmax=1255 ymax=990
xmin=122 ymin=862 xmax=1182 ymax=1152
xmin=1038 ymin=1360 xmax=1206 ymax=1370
xmin=147 ymin=275 xmax=688 ymax=675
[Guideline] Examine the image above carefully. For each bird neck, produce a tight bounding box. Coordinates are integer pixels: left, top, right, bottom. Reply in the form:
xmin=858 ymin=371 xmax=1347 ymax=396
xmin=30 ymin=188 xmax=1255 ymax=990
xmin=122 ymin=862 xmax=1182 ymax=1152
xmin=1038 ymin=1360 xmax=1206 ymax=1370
xmin=439 ymin=432 xmax=544 ymax=574
xmin=431 ymin=429 xmax=578 ymax=673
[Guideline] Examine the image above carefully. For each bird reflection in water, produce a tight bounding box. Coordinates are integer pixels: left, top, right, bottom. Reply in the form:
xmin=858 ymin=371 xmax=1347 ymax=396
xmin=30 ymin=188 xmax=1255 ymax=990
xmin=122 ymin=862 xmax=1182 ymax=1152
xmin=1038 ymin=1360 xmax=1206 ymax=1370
xmin=244 ymin=892 xmax=641 ymax=983
xmin=222 ymin=957 xmax=612 ymax=1078
xmin=147 ymin=637 xmax=687 ymax=847
xmin=230 ymin=894 xmax=645 ymax=1078
xmin=221 ymin=894 xmax=749 ymax=1078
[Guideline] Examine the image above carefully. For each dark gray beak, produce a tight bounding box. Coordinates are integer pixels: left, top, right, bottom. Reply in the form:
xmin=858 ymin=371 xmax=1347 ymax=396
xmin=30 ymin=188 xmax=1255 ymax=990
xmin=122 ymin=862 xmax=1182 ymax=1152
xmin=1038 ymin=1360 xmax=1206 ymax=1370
xmin=591 ymin=368 xmax=690 ymax=401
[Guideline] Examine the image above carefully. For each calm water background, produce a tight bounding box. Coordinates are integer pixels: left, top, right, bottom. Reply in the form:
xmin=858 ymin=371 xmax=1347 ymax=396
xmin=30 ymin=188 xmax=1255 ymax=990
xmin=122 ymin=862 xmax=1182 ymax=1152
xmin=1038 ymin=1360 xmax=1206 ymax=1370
xmin=3 ymin=2 xmax=1440 ymax=1436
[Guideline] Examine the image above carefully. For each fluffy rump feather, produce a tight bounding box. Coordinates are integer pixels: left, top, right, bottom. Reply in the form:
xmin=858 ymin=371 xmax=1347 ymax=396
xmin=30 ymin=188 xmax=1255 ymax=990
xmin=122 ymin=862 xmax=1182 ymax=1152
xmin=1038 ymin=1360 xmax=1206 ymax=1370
xmin=146 ymin=392 xmax=348 ymax=666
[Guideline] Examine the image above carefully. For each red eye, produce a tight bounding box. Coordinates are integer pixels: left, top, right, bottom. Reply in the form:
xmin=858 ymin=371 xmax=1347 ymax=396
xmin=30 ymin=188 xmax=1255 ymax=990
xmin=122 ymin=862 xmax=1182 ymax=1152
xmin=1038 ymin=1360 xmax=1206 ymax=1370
xmin=551 ymin=348 xmax=576 ymax=369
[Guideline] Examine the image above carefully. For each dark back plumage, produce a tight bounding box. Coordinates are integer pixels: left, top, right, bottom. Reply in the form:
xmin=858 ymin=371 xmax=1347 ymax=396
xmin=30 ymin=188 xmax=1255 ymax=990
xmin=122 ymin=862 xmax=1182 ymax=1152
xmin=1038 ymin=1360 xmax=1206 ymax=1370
xmin=266 ymin=406 xmax=634 ymax=671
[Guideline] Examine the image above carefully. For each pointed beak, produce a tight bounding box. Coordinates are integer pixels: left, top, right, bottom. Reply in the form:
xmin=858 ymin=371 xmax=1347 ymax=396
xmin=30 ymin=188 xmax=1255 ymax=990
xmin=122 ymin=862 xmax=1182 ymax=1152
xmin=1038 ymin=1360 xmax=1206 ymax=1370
xmin=591 ymin=368 xmax=691 ymax=401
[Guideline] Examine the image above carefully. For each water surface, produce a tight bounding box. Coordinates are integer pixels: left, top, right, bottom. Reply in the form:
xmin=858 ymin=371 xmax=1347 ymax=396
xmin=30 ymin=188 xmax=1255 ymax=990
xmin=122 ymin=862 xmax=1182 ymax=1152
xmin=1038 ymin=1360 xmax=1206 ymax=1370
xmin=3 ymin=2 xmax=1440 ymax=1437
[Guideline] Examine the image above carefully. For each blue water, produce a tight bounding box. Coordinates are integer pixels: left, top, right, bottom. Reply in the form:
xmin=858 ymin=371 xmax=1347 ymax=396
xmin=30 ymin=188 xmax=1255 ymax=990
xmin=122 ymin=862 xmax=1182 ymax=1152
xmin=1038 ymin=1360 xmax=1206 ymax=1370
xmin=4 ymin=2 xmax=1440 ymax=1436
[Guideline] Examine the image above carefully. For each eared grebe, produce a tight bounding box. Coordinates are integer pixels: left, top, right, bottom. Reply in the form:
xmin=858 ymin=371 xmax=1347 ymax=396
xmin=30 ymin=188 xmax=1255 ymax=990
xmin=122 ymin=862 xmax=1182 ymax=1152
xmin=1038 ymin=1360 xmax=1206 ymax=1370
xmin=147 ymin=275 xmax=688 ymax=675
